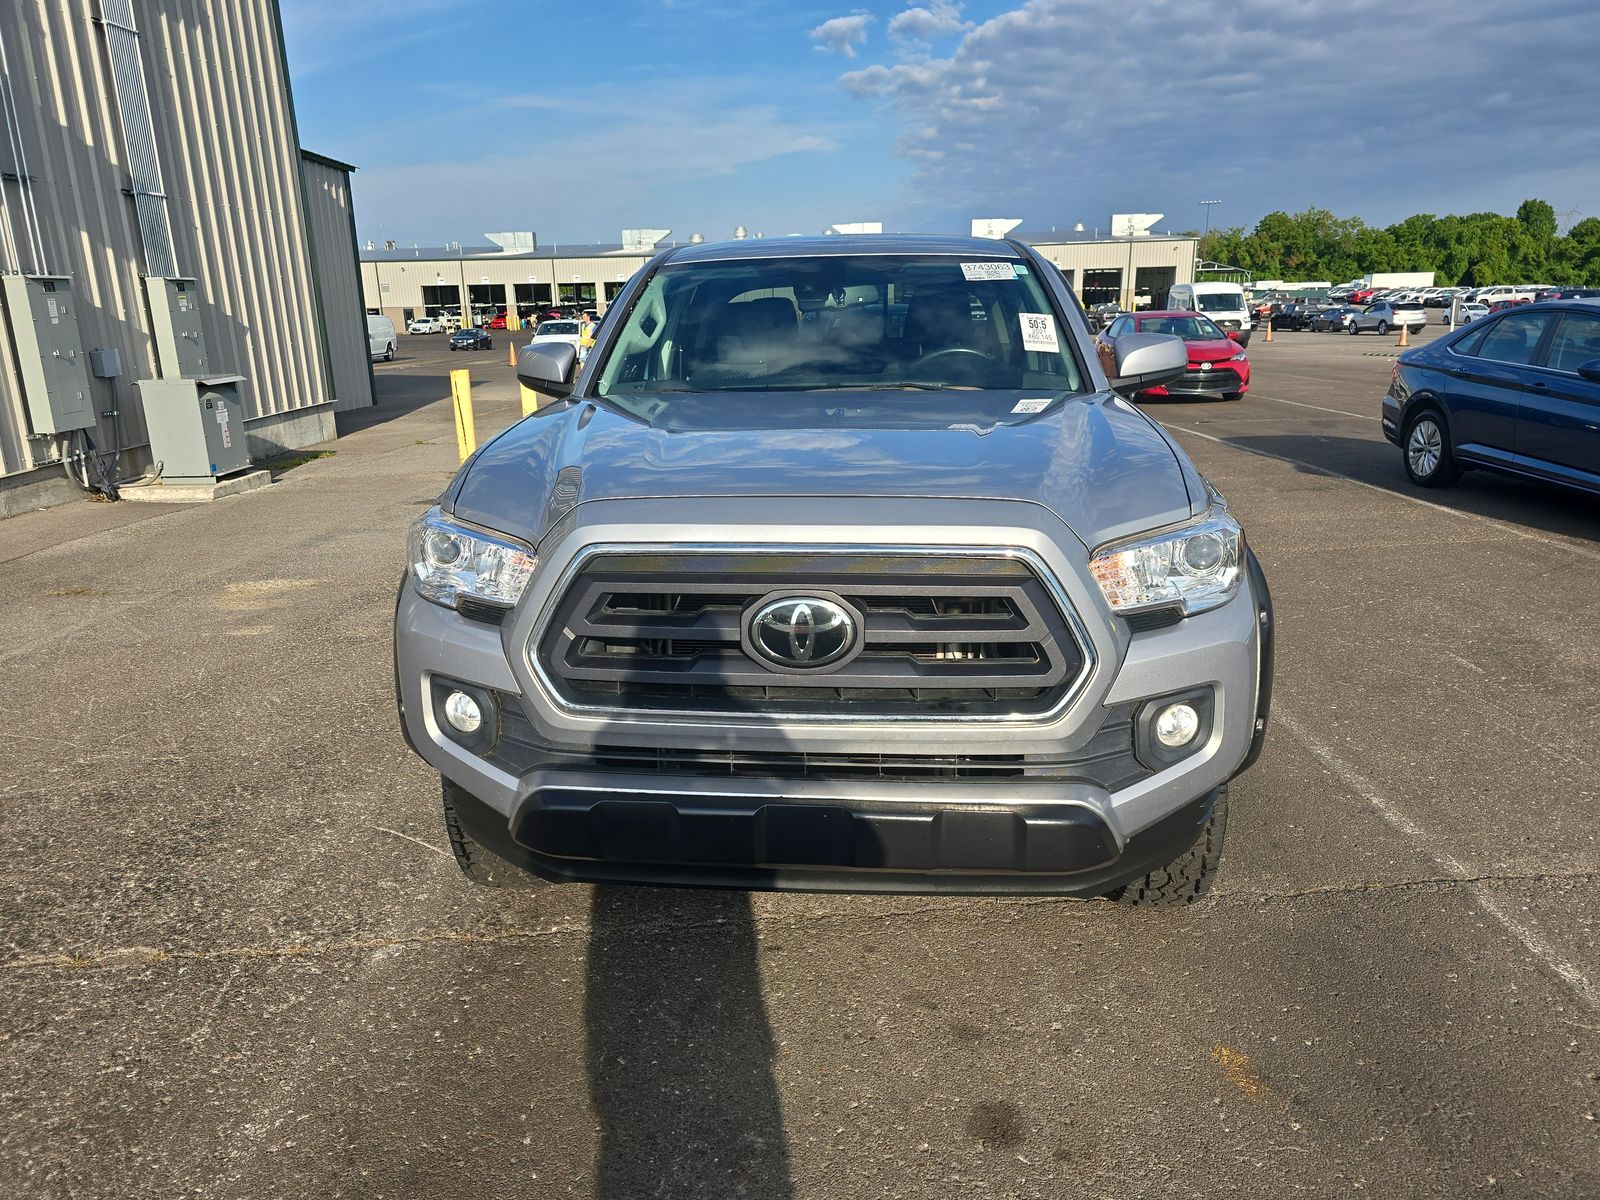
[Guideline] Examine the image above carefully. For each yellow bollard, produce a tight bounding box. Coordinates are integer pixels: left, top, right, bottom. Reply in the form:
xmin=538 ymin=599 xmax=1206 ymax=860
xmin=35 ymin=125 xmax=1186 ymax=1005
xmin=519 ymin=383 xmax=541 ymax=417
xmin=450 ymin=368 xmax=477 ymax=463
xmin=1397 ymin=322 xmax=1410 ymax=348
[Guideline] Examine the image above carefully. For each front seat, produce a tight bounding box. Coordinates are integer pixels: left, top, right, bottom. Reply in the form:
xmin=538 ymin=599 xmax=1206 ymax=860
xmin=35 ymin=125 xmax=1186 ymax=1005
xmin=901 ymin=287 xmax=993 ymax=358
xmin=692 ymin=297 xmax=798 ymax=385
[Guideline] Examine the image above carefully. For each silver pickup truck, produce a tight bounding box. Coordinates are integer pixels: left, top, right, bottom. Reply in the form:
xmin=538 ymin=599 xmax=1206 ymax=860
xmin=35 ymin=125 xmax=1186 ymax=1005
xmin=394 ymin=235 xmax=1272 ymax=903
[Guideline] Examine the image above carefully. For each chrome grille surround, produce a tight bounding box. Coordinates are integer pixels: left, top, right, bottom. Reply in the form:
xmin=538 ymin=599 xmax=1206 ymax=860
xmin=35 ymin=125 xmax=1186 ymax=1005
xmin=525 ymin=543 xmax=1098 ymax=726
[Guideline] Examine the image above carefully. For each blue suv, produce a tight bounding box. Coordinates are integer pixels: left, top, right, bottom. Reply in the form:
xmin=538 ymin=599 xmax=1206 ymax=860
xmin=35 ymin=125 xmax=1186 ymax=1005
xmin=1382 ymin=300 xmax=1600 ymax=493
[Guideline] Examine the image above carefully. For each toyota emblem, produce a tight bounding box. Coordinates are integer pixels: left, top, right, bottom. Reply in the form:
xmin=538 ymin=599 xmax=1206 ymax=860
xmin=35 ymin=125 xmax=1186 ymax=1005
xmin=746 ymin=595 xmax=859 ymax=671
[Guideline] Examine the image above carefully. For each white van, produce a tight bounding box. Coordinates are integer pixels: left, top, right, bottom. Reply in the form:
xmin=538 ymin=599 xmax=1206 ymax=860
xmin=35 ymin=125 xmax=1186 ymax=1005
xmin=366 ymin=314 xmax=397 ymax=362
xmin=1166 ymin=281 xmax=1252 ymax=345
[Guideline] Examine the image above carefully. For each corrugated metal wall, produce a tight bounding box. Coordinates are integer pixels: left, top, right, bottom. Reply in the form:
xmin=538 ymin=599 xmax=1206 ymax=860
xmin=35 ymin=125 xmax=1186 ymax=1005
xmin=301 ymin=153 xmax=372 ymax=413
xmin=0 ymin=0 xmax=333 ymax=481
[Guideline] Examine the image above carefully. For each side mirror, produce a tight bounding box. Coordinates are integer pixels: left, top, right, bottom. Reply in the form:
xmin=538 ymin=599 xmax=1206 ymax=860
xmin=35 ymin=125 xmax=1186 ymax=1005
xmin=1226 ymin=330 xmax=1243 ymax=342
xmin=1108 ymin=332 xmax=1187 ymax=397
xmin=1577 ymin=359 xmax=1600 ymax=384
xmin=517 ymin=341 xmax=577 ymax=399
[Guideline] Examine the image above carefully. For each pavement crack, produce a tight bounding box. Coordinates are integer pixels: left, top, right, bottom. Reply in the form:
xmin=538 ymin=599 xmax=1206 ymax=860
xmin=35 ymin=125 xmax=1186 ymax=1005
xmin=1211 ymin=869 xmax=1600 ymax=904
xmin=2 ymin=923 xmax=591 ymax=973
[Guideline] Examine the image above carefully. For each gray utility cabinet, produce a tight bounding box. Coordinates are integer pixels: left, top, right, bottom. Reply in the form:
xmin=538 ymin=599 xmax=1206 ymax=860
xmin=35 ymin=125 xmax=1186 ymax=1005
xmin=135 ymin=375 xmax=250 ymax=484
xmin=144 ymin=277 xmax=208 ymax=376
xmin=1 ymin=274 xmax=96 ymax=434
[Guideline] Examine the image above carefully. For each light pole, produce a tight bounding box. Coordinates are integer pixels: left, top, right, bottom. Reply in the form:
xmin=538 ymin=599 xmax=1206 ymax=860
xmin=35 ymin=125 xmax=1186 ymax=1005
xmin=1199 ymin=200 xmax=1221 ymax=236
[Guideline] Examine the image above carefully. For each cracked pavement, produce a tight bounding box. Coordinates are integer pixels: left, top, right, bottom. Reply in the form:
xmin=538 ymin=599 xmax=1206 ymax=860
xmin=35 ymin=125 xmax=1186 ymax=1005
xmin=2 ymin=329 xmax=1598 ymax=1198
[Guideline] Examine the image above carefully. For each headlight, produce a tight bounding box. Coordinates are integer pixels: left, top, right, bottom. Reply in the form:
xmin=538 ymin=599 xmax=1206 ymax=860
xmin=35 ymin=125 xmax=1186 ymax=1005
xmin=408 ymin=511 xmax=537 ymax=610
xmin=1227 ymin=352 xmax=1247 ymax=362
xmin=1089 ymin=508 xmax=1243 ymax=617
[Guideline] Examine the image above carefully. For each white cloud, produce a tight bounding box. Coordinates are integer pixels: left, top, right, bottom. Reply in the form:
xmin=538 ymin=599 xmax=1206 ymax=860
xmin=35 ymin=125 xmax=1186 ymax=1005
xmin=888 ymin=1 xmax=967 ymax=44
xmin=835 ymin=0 xmax=1600 ymax=227
xmin=811 ymin=12 xmax=875 ymax=58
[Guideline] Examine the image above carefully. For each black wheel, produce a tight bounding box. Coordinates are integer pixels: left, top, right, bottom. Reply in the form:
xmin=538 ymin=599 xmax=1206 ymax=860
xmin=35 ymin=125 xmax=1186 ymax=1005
xmin=1348 ymin=323 xmax=1360 ymax=335
xmin=1402 ymin=408 xmax=1462 ymax=487
xmin=442 ymin=778 xmax=543 ymax=888
xmin=1115 ymin=788 xmax=1228 ymax=906
xmin=385 ymin=343 xmax=395 ymax=361
xmin=1376 ymin=320 xmax=1389 ymax=335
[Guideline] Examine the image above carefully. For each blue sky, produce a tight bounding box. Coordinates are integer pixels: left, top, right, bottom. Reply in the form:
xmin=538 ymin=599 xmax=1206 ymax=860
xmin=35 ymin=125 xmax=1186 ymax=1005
xmin=282 ymin=0 xmax=1600 ymax=248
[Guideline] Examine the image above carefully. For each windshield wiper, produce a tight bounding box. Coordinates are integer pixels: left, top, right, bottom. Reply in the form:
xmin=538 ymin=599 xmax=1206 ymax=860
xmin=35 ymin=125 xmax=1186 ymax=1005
xmin=791 ymin=381 xmax=969 ymax=392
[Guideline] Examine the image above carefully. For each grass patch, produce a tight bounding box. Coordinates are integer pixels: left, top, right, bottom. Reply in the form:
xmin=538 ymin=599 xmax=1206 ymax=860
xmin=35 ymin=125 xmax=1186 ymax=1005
xmin=261 ymin=450 xmax=335 ymax=476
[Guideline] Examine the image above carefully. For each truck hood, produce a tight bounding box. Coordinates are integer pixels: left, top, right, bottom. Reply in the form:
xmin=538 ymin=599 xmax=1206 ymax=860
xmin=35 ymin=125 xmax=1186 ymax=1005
xmin=448 ymin=391 xmax=1200 ymax=551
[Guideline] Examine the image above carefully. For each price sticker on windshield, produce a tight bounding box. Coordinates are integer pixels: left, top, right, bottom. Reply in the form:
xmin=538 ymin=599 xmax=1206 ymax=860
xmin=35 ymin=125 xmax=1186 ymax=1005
xmin=1019 ymin=313 xmax=1059 ymax=353
xmin=1010 ymin=397 xmax=1053 ymax=414
xmin=961 ymin=262 xmax=1016 ymax=281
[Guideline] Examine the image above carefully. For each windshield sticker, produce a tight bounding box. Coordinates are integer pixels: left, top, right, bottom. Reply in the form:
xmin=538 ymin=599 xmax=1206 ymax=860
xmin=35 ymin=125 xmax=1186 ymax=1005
xmin=1019 ymin=313 xmax=1060 ymax=353
xmin=961 ymin=262 xmax=1017 ymax=282
xmin=1010 ymin=397 xmax=1053 ymax=414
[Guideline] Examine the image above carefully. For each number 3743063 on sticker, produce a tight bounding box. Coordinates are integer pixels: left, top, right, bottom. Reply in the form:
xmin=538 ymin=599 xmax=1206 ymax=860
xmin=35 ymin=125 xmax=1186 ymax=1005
xmin=1018 ymin=313 xmax=1059 ymax=353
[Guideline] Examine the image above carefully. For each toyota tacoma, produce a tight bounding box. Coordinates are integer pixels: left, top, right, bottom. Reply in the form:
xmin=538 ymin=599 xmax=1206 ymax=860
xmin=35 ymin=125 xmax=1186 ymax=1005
xmin=394 ymin=235 xmax=1272 ymax=903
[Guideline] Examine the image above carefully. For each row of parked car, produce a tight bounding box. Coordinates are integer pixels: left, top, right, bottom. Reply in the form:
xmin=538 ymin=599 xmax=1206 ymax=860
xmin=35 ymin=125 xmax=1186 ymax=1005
xmin=407 ymin=307 xmax=591 ymax=335
xmin=1269 ymin=299 xmax=1432 ymax=335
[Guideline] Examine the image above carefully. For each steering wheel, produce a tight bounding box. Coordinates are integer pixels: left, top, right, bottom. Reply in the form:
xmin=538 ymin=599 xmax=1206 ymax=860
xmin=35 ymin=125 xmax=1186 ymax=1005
xmin=908 ymin=347 xmax=996 ymax=371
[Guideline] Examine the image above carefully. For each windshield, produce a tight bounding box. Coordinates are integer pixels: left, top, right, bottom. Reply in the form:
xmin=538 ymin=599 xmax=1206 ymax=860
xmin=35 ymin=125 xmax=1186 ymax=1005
xmin=1194 ymin=292 xmax=1245 ymax=313
xmin=594 ymin=254 xmax=1087 ymax=416
xmin=1137 ymin=315 xmax=1226 ymax=340
xmin=537 ymin=321 xmax=579 ymax=335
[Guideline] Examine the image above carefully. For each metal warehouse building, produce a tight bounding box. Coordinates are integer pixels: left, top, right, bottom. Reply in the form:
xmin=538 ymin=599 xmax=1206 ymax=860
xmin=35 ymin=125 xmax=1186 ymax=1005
xmin=0 ymin=0 xmax=369 ymax=516
xmin=360 ymin=232 xmax=1198 ymax=328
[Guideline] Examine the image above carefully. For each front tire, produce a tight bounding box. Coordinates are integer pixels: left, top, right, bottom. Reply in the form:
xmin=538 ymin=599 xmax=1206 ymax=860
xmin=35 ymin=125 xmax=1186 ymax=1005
xmin=442 ymin=778 xmax=543 ymax=888
xmin=1348 ymin=323 xmax=1360 ymax=335
xmin=1116 ymin=788 xmax=1228 ymax=906
xmin=1376 ymin=321 xmax=1389 ymax=335
xmin=1403 ymin=408 xmax=1462 ymax=487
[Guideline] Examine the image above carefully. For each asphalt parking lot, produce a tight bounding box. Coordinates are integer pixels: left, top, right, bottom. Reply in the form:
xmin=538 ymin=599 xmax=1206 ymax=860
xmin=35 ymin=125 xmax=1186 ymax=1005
xmin=4 ymin=325 xmax=1598 ymax=1199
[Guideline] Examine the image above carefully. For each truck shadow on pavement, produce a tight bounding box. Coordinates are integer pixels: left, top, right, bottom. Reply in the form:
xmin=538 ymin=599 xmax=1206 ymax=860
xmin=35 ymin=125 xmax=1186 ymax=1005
xmin=585 ymin=885 xmax=794 ymax=1199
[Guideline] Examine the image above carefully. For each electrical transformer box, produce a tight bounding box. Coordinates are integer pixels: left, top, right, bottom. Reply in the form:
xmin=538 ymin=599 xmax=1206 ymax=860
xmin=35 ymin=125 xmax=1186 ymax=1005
xmin=135 ymin=375 xmax=250 ymax=484
xmin=144 ymin=277 xmax=208 ymax=376
xmin=1 ymin=275 xmax=96 ymax=434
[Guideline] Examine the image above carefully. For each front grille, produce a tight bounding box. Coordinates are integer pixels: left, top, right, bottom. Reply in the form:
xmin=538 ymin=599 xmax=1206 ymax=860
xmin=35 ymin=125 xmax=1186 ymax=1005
xmin=532 ymin=550 xmax=1088 ymax=719
xmin=489 ymin=697 xmax=1147 ymax=790
xmin=1169 ymin=367 xmax=1241 ymax=393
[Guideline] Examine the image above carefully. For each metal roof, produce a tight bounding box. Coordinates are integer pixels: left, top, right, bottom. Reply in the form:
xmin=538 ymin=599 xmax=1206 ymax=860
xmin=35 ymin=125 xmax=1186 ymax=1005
xmin=664 ymin=233 xmax=1028 ymax=262
xmin=361 ymin=242 xmax=634 ymax=262
xmin=1015 ymin=230 xmax=1198 ymax=245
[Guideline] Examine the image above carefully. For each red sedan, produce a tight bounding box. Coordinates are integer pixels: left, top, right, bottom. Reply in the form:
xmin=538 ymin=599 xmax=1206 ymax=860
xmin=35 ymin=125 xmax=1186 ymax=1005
xmin=1095 ymin=310 xmax=1251 ymax=400
xmin=487 ymin=311 xmax=508 ymax=330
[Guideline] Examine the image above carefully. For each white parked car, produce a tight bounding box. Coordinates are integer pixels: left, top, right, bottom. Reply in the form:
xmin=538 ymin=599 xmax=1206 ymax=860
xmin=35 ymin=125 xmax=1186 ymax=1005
xmin=1440 ymin=302 xmax=1490 ymax=325
xmin=529 ymin=319 xmax=582 ymax=353
xmin=408 ymin=316 xmax=446 ymax=334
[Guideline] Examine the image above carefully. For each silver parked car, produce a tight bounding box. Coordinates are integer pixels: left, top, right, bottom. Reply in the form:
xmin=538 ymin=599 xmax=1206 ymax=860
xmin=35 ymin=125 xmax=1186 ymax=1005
xmin=395 ymin=236 xmax=1273 ymax=903
xmin=1349 ymin=300 xmax=1427 ymax=335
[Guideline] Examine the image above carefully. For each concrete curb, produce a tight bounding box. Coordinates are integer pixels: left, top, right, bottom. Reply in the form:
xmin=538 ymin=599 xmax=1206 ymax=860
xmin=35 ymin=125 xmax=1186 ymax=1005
xmin=118 ymin=469 xmax=273 ymax=504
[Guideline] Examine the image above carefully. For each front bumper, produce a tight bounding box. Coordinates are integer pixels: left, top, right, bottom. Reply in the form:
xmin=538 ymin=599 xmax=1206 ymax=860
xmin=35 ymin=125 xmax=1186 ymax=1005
xmin=1144 ymin=362 xmax=1249 ymax=398
xmin=444 ymin=769 xmax=1224 ymax=894
xmin=394 ymin=514 xmax=1272 ymax=893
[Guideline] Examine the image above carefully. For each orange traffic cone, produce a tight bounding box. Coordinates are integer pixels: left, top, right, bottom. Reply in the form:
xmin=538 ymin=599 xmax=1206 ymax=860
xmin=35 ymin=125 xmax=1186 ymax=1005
xmin=508 ymin=340 xmax=517 ymax=367
xmin=1397 ymin=323 xmax=1409 ymax=348
xmin=1264 ymin=319 xmax=1273 ymax=343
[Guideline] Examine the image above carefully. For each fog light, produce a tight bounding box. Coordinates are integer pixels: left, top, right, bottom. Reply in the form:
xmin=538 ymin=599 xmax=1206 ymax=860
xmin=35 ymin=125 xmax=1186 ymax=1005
xmin=442 ymin=690 xmax=483 ymax=734
xmin=1154 ymin=702 xmax=1200 ymax=748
